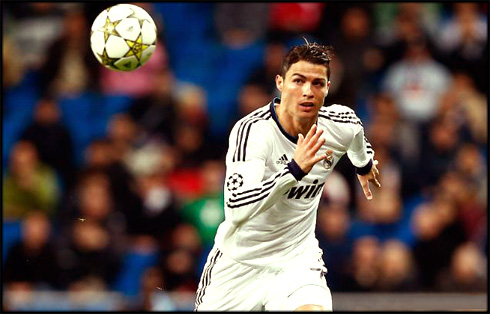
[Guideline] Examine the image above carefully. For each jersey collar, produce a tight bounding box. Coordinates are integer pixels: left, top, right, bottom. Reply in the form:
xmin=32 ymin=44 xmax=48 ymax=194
xmin=270 ymin=97 xmax=298 ymax=144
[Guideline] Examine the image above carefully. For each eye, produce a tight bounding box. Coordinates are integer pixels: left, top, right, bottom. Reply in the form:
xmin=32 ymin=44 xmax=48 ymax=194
xmin=293 ymin=78 xmax=303 ymax=84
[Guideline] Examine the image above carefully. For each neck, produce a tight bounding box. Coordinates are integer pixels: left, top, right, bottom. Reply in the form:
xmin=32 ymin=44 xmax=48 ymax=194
xmin=275 ymin=103 xmax=316 ymax=138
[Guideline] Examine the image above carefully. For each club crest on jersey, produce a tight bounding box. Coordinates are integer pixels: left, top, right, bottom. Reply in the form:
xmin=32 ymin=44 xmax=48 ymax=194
xmin=226 ymin=173 xmax=244 ymax=192
xmin=323 ymin=149 xmax=334 ymax=170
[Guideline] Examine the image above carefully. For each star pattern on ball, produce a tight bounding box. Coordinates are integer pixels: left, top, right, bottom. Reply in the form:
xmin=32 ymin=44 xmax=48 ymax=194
xmin=98 ymin=49 xmax=119 ymax=67
xmin=124 ymin=35 xmax=149 ymax=61
xmin=226 ymin=173 xmax=244 ymax=192
xmin=103 ymin=16 xmax=122 ymax=42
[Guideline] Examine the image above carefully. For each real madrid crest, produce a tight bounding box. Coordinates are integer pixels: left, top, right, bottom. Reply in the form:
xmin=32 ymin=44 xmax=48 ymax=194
xmin=323 ymin=149 xmax=334 ymax=170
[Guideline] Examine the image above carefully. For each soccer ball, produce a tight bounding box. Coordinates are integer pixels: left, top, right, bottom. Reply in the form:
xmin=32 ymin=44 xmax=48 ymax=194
xmin=90 ymin=3 xmax=157 ymax=71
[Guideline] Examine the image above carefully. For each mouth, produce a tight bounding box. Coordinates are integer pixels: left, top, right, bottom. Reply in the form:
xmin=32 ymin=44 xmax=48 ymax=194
xmin=299 ymin=102 xmax=315 ymax=108
xmin=299 ymin=102 xmax=316 ymax=111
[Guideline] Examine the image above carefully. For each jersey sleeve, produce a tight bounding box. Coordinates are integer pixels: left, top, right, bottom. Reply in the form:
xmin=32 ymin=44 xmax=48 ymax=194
xmin=345 ymin=110 xmax=375 ymax=175
xmin=223 ymin=120 xmax=299 ymax=226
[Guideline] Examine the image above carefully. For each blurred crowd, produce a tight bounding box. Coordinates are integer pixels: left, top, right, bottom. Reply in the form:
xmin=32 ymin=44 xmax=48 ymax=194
xmin=2 ymin=2 xmax=488 ymax=310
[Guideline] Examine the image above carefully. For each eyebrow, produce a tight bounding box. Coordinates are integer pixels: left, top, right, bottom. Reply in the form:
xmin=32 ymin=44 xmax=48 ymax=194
xmin=291 ymin=73 xmax=326 ymax=82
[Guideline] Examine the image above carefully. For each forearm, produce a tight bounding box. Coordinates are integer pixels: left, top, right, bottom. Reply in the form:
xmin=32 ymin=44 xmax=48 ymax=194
xmin=224 ymin=162 xmax=302 ymax=226
xmin=347 ymin=126 xmax=374 ymax=170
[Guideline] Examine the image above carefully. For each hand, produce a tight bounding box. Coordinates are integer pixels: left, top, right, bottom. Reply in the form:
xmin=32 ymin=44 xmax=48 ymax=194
xmin=293 ymin=124 xmax=327 ymax=174
xmin=357 ymin=159 xmax=381 ymax=200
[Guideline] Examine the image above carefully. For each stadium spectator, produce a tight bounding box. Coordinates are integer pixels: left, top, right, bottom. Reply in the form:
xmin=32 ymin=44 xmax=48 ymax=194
xmin=343 ymin=236 xmax=381 ymax=291
xmin=129 ymin=266 xmax=176 ymax=311
xmin=373 ymin=3 xmax=442 ymax=70
xmin=375 ymin=239 xmax=419 ymax=291
xmin=2 ymin=2 xmax=68 ymax=71
xmin=214 ymin=3 xmax=269 ymax=48
xmin=77 ymin=137 xmax=143 ymax=236
xmin=124 ymin=142 xmax=182 ymax=245
xmin=181 ymin=160 xmax=226 ymax=251
xmin=236 ymin=82 xmax=273 ymax=118
xmin=127 ymin=68 xmax=180 ymax=143
xmin=437 ymin=169 xmax=487 ymax=250
xmin=326 ymin=6 xmax=379 ymax=109
xmin=382 ymin=38 xmax=451 ymax=124
xmin=4 ymin=211 xmax=60 ymax=289
xmin=351 ymin=188 xmax=415 ymax=247
xmin=106 ymin=113 xmax=142 ymax=162
xmin=436 ymin=2 xmax=488 ymax=95
xmin=20 ymin=96 xmax=76 ymax=189
xmin=38 ymin=8 xmax=101 ymax=97
xmin=246 ymin=36 xmax=287 ymax=96
xmin=436 ymin=71 xmax=487 ymax=146
xmin=56 ymin=219 xmax=122 ymax=291
xmin=452 ymin=143 xmax=487 ymax=206
xmin=158 ymin=224 xmax=202 ymax=292
xmin=411 ymin=195 xmax=467 ymax=290
xmin=417 ymin=117 xmax=461 ymax=191
xmin=435 ymin=242 xmax=487 ymax=292
xmin=316 ymin=201 xmax=353 ymax=291
xmin=56 ymin=171 xmax=128 ymax=262
xmin=3 ymin=140 xmax=61 ymax=220
xmin=268 ymin=3 xmax=326 ymax=41
xmin=2 ymin=36 xmax=26 ymax=88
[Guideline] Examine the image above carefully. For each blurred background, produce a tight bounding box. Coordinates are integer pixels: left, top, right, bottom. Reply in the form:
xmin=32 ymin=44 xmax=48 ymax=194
xmin=2 ymin=2 xmax=488 ymax=311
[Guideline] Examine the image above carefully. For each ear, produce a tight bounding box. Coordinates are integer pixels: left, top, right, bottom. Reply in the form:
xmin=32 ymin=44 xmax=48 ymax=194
xmin=325 ymin=81 xmax=331 ymax=97
xmin=275 ymin=75 xmax=283 ymax=93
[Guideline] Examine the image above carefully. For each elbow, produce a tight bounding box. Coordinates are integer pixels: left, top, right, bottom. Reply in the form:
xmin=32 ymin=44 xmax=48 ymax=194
xmin=225 ymin=202 xmax=248 ymax=227
xmin=229 ymin=211 xmax=246 ymax=227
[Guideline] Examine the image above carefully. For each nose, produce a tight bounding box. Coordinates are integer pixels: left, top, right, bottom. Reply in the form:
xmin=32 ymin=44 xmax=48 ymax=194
xmin=302 ymin=82 xmax=314 ymax=98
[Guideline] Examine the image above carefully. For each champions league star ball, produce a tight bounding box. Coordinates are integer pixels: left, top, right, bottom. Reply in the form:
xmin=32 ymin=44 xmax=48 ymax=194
xmin=90 ymin=3 xmax=157 ymax=71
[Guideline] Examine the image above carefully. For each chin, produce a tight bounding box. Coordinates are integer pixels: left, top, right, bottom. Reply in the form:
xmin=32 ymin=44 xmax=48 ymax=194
xmin=296 ymin=111 xmax=318 ymax=121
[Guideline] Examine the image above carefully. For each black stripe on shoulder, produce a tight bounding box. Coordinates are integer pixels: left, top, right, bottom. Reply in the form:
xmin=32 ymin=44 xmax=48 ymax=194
xmin=233 ymin=111 xmax=271 ymax=162
xmin=232 ymin=107 xmax=270 ymax=162
xmin=318 ymin=113 xmax=362 ymax=125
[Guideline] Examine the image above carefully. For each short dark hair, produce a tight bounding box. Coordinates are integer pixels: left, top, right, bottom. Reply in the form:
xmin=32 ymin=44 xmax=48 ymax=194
xmin=281 ymin=42 xmax=335 ymax=80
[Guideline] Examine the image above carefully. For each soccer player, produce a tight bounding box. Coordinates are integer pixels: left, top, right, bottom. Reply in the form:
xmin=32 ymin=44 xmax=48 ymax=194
xmin=194 ymin=41 xmax=381 ymax=311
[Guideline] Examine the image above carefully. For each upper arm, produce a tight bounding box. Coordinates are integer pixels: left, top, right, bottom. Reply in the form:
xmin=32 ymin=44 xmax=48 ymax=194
xmin=223 ymin=120 xmax=295 ymax=225
xmin=226 ymin=119 xmax=272 ymax=188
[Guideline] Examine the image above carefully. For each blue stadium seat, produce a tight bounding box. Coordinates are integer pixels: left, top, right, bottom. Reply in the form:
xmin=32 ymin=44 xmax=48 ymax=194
xmin=3 ymin=81 xmax=39 ymax=168
xmin=102 ymin=94 xmax=133 ymax=120
xmin=2 ymin=221 xmax=22 ymax=265
xmin=58 ymin=93 xmax=95 ymax=166
xmin=111 ymin=249 xmax=159 ymax=298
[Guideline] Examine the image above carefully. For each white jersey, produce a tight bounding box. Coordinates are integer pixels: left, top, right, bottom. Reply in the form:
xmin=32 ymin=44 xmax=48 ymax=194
xmin=213 ymin=98 xmax=374 ymax=268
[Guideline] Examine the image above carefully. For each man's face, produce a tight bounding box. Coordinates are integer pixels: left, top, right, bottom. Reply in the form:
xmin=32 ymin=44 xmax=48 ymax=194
xmin=275 ymin=60 xmax=330 ymax=120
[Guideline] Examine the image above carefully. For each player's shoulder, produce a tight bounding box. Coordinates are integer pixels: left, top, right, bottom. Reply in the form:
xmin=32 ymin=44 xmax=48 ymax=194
xmin=233 ymin=103 xmax=274 ymax=130
xmin=318 ymin=104 xmax=362 ymax=127
xmin=320 ymin=103 xmax=357 ymax=115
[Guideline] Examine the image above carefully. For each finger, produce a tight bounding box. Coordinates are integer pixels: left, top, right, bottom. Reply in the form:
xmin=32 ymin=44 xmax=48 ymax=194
xmin=305 ymin=128 xmax=323 ymax=150
xmin=305 ymin=124 xmax=317 ymax=142
xmin=374 ymin=160 xmax=380 ymax=172
xmin=312 ymin=153 xmax=328 ymax=164
xmin=363 ymin=182 xmax=373 ymax=200
xmin=311 ymin=137 xmax=326 ymax=153
xmin=311 ymin=128 xmax=324 ymax=144
xmin=297 ymin=133 xmax=304 ymax=146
